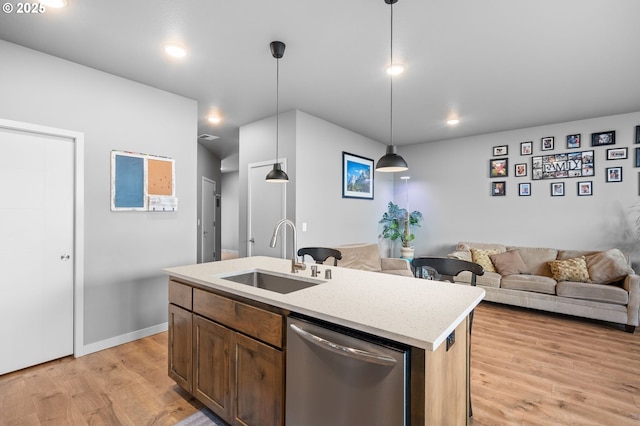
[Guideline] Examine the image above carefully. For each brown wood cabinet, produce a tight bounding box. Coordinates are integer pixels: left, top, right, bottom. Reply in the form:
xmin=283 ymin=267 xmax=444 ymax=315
xmin=168 ymin=279 xmax=284 ymax=426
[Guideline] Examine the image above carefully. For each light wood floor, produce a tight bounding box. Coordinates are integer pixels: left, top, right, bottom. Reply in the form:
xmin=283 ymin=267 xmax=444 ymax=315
xmin=1 ymin=302 xmax=639 ymax=425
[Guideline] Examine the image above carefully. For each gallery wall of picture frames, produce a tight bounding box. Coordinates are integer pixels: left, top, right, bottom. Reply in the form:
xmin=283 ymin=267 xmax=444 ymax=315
xmin=488 ymin=125 xmax=640 ymax=197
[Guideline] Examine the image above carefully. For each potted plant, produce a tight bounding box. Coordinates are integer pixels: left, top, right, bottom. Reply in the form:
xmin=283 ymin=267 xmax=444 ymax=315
xmin=379 ymin=201 xmax=423 ymax=259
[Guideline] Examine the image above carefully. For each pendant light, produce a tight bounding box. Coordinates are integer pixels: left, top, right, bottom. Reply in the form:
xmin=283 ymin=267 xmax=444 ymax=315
xmin=375 ymin=0 xmax=409 ymax=173
xmin=265 ymin=41 xmax=290 ymax=183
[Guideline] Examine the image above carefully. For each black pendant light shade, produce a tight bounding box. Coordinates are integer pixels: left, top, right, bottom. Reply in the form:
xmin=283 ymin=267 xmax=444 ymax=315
xmin=265 ymin=163 xmax=289 ymax=182
xmin=265 ymin=41 xmax=290 ymax=183
xmin=376 ymin=0 xmax=408 ymax=173
xmin=376 ymin=144 xmax=408 ymax=172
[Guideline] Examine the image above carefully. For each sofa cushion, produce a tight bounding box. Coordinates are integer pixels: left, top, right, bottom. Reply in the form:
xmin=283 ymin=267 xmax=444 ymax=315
xmin=382 ymin=269 xmax=414 ymax=277
xmin=556 ymin=281 xmax=629 ymax=305
xmin=335 ymin=243 xmax=382 ymax=272
xmin=489 ymin=250 xmax=529 ymax=276
xmin=455 ymin=270 xmax=501 ymax=288
xmin=507 ymin=246 xmax=558 ymax=277
xmin=585 ymin=249 xmax=634 ymax=284
xmin=548 ymin=256 xmax=590 ymax=283
xmin=448 ymin=250 xmax=472 ymax=262
xmin=501 ymin=274 xmax=557 ymax=294
xmin=470 ymin=248 xmax=503 ymax=273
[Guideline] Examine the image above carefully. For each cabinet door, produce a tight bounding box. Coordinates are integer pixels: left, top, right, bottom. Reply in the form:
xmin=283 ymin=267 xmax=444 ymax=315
xmin=232 ymin=333 xmax=283 ymax=426
xmin=168 ymin=304 xmax=192 ymax=391
xmin=193 ymin=315 xmax=232 ymax=419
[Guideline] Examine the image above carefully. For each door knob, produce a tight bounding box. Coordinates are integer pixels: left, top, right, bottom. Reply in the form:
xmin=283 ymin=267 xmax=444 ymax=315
xmin=249 ymin=238 xmax=255 ymax=243
xmin=60 ymin=254 xmax=71 ymax=261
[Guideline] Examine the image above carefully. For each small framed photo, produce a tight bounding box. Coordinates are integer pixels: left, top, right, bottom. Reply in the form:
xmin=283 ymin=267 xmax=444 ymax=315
xmin=519 ymin=182 xmax=531 ymax=196
xmin=591 ymin=131 xmax=616 ymax=146
xmin=342 ymin=152 xmax=374 ymax=199
xmin=541 ymin=137 xmax=554 ymax=151
xmin=492 ymin=181 xmax=506 ymax=196
xmin=493 ymin=145 xmax=508 ymax=156
xmin=606 ymin=167 xmax=622 ymax=182
xmin=520 ymin=141 xmax=533 ymax=155
xmin=636 ymin=125 xmax=640 ymax=144
xmin=551 ymin=182 xmax=565 ymax=196
xmin=515 ymin=163 xmax=527 ymax=177
xmin=607 ymin=147 xmax=628 ymax=160
xmin=567 ymin=134 xmax=581 ymax=149
xmin=489 ymin=158 xmax=508 ymax=177
xmin=636 ymin=147 xmax=640 ymax=167
xmin=577 ymin=181 xmax=592 ymax=196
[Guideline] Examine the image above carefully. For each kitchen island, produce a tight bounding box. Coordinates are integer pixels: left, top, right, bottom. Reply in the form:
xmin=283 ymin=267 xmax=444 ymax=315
xmin=164 ymin=256 xmax=485 ymax=426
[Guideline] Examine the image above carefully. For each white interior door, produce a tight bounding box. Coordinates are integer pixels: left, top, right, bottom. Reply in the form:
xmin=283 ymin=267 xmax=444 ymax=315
xmin=201 ymin=177 xmax=216 ymax=263
xmin=0 ymin=127 xmax=75 ymax=375
xmin=248 ymin=161 xmax=286 ymax=258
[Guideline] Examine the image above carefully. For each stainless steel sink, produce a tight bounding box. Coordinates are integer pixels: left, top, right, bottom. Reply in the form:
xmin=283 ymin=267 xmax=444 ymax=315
xmin=217 ymin=269 xmax=325 ymax=294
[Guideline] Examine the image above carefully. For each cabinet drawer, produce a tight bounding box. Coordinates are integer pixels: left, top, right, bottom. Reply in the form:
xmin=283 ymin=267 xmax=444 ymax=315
xmin=169 ymin=280 xmax=193 ymax=310
xmin=193 ymin=289 xmax=283 ymax=348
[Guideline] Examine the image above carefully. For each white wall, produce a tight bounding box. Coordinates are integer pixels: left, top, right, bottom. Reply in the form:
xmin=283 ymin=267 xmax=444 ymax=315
xmin=0 ymin=40 xmax=197 ymax=348
xmin=398 ymin=111 xmax=640 ymax=269
xmin=295 ymin=111 xmax=394 ymax=251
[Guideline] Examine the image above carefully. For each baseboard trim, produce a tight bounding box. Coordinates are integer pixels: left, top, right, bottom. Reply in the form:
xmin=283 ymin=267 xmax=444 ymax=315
xmin=81 ymin=322 xmax=168 ymax=356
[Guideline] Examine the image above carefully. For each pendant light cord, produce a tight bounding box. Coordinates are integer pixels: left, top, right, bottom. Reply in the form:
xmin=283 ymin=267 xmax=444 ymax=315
xmin=276 ymin=56 xmax=280 ymax=162
xmin=389 ymin=1 xmax=394 ymax=148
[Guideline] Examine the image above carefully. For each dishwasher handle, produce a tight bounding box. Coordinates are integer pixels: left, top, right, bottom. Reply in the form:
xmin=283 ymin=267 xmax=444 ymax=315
xmin=289 ymin=323 xmax=397 ymax=367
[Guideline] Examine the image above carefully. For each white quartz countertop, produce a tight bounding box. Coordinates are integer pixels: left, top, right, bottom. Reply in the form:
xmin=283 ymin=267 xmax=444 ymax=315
xmin=163 ymin=256 xmax=485 ymax=352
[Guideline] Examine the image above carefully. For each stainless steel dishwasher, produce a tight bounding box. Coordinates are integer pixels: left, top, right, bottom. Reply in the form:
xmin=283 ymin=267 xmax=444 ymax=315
xmin=286 ymin=315 xmax=409 ymax=426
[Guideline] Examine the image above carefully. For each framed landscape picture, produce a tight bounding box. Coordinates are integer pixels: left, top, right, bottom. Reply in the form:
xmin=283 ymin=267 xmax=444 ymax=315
xmin=520 ymin=141 xmax=533 ymax=155
xmin=342 ymin=152 xmax=374 ymax=199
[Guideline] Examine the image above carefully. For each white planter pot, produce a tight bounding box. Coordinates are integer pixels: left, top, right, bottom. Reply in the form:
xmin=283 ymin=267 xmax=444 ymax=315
xmin=400 ymin=246 xmax=414 ymax=260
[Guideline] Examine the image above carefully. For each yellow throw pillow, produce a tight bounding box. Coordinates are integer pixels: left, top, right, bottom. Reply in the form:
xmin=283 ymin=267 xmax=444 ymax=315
xmin=470 ymin=248 xmax=501 ymax=273
xmin=548 ymin=256 xmax=590 ymax=283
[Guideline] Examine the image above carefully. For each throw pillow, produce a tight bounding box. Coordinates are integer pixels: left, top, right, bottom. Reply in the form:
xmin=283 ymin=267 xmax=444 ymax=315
xmin=470 ymin=248 xmax=501 ymax=273
xmin=585 ymin=249 xmax=634 ymax=284
xmin=548 ymin=256 xmax=590 ymax=283
xmin=489 ymin=250 xmax=529 ymax=276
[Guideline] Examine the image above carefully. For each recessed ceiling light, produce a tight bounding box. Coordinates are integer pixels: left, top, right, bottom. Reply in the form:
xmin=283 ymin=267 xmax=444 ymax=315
xmin=39 ymin=0 xmax=67 ymax=7
xmin=163 ymin=43 xmax=187 ymax=59
xmin=447 ymin=118 xmax=460 ymax=125
xmin=386 ymin=64 xmax=405 ymax=76
xmin=207 ymin=115 xmax=222 ymax=124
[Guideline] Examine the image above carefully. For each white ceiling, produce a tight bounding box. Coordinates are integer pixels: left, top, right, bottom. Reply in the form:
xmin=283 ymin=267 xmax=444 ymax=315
xmin=1 ymin=0 xmax=640 ymax=166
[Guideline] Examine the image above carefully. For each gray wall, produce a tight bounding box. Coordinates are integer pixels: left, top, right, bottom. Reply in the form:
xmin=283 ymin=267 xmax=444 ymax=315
xmin=239 ymin=111 xmax=297 ymax=257
xmin=397 ymin=111 xmax=640 ymax=269
xmin=295 ymin=111 xmax=394 ymax=251
xmin=221 ymin=171 xmax=240 ymax=251
xmin=197 ymin=143 xmax=222 ymax=261
xmin=238 ymin=110 xmax=393 ymax=257
xmin=0 ymin=40 xmax=197 ymax=347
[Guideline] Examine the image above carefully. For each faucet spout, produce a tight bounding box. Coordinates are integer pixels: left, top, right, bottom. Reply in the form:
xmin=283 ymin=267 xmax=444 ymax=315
xmin=270 ymin=219 xmax=306 ymax=273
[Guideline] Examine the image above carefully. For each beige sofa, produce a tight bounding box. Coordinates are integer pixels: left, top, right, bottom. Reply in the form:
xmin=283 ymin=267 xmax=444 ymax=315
xmin=333 ymin=243 xmax=413 ymax=277
xmin=448 ymin=242 xmax=639 ymax=332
